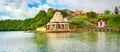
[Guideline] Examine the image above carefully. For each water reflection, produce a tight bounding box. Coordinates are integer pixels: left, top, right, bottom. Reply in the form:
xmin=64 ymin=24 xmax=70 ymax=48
xmin=34 ymin=32 xmax=98 ymax=52
xmin=0 ymin=31 xmax=39 ymax=52
xmin=0 ymin=31 xmax=34 ymax=38
xmin=34 ymin=32 xmax=120 ymax=52
xmin=97 ymin=32 xmax=106 ymax=52
xmin=34 ymin=33 xmax=48 ymax=52
xmin=106 ymin=32 xmax=120 ymax=52
xmin=47 ymin=33 xmax=74 ymax=52
xmin=0 ymin=38 xmax=38 ymax=52
xmin=0 ymin=31 xmax=120 ymax=52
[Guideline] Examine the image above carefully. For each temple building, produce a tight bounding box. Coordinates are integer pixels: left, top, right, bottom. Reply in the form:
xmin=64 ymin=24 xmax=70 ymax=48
xmin=46 ymin=10 xmax=74 ymax=32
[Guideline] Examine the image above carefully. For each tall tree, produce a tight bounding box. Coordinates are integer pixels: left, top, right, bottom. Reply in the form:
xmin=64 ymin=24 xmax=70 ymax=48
xmin=114 ymin=6 xmax=119 ymax=15
xmin=104 ymin=10 xmax=111 ymax=15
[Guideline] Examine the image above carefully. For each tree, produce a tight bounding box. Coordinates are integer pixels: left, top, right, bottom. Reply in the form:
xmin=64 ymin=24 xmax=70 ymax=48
xmin=107 ymin=15 xmax=120 ymax=27
xmin=86 ymin=11 xmax=97 ymax=18
xmin=104 ymin=10 xmax=111 ymax=15
xmin=114 ymin=6 xmax=119 ymax=15
xmin=47 ymin=8 xmax=54 ymax=13
xmin=46 ymin=8 xmax=55 ymax=23
xmin=60 ymin=9 xmax=70 ymax=17
xmin=29 ymin=10 xmax=47 ymax=29
xmin=38 ymin=10 xmax=46 ymax=17
xmin=112 ymin=15 xmax=120 ymax=22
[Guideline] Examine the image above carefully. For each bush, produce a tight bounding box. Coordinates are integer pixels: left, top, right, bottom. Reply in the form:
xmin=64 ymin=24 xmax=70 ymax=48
xmin=107 ymin=15 xmax=120 ymax=27
xmin=70 ymin=18 xmax=84 ymax=28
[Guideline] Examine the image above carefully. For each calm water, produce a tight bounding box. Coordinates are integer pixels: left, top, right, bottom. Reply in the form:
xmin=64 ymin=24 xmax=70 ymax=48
xmin=0 ymin=31 xmax=120 ymax=52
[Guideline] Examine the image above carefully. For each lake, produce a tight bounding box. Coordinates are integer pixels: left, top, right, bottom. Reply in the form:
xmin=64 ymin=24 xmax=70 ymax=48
xmin=0 ymin=31 xmax=120 ymax=52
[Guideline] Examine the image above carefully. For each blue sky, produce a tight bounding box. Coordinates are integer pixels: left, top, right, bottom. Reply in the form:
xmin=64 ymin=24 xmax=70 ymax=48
xmin=0 ymin=0 xmax=119 ymax=20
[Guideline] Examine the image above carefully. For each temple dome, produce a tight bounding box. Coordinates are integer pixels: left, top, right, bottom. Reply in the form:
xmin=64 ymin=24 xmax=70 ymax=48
xmin=50 ymin=11 xmax=63 ymax=22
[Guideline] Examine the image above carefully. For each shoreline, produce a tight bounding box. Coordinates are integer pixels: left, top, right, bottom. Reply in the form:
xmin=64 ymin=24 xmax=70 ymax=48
xmin=75 ymin=28 xmax=120 ymax=32
xmin=27 ymin=28 xmax=120 ymax=33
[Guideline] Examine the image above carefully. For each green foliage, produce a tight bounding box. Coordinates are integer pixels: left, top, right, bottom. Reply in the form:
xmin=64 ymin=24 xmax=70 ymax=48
xmin=35 ymin=10 xmax=46 ymax=18
xmin=112 ymin=15 xmax=120 ymax=22
xmin=86 ymin=11 xmax=97 ymax=18
xmin=47 ymin=8 xmax=54 ymax=13
xmin=46 ymin=8 xmax=55 ymax=23
xmin=0 ymin=8 xmax=55 ymax=31
xmin=104 ymin=10 xmax=111 ymax=15
xmin=70 ymin=18 xmax=84 ymax=28
xmin=96 ymin=14 xmax=116 ymax=20
xmin=77 ymin=15 xmax=88 ymax=20
xmin=60 ymin=9 xmax=70 ymax=17
xmin=107 ymin=15 xmax=120 ymax=27
xmin=0 ymin=20 xmax=25 ymax=31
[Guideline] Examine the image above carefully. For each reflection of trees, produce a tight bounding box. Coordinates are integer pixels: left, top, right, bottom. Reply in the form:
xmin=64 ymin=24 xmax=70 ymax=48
xmin=106 ymin=32 xmax=120 ymax=43
xmin=70 ymin=32 xmax=97 ymax=43
xmin=82 ymin=32 xmax=97 ymax=43
xmin=106 ymin=32 xmax=120 ymax=51
xmin=34 ymin=33 xmax=48 ymax=52
xmin=33 ymin=32 xmax=99 ymax=52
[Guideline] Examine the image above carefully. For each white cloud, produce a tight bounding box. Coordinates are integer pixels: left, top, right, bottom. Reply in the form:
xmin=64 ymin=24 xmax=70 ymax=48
xmin=0 ymin=0 xmax=51 ymax=20
xmin=0 ymin=0 xmax=120 ymax=20
xmin=46 ymin=0 xmax=120 ymax=12
xmin=38 ymin=4 xmax=51 ymax=11
xmin=46 ymin=0 xmax=56 ymax=5
xmin=1 ymin=16 xmax=11 ymax=20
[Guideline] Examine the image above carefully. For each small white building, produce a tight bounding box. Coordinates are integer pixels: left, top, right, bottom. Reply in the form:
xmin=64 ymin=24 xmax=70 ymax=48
xmin=97 ymin=19 xmax=107 ymax=28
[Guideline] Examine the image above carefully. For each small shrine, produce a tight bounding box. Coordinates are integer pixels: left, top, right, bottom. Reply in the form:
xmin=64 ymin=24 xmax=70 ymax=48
xmin=97 ymin=19 xmax=107 ymax=28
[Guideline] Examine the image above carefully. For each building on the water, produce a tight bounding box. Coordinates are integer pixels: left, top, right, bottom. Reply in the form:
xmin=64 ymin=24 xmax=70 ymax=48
xmin=46 ymin=10 xmax=74 ymax=32
xmin=97 ymin=19 xmax=107 ymax=28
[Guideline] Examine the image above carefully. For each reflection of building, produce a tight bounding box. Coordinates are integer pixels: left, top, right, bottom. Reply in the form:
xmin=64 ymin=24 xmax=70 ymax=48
xmin=97 ymin=19 xmax=107 ymax=28
xmin=97 ymin=32 xmax=106 ymax=52
xmin=46 ymin=10 xmax=74 ymax=32
xmin=46 ymin=33 xmax=75 ymax=52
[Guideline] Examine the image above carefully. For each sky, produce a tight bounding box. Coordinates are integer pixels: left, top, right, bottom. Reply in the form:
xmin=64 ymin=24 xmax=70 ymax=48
xmin=0 ymin=0 xmax=119 ymax=20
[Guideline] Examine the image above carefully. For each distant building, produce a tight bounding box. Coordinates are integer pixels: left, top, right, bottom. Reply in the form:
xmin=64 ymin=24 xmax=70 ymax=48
xmin=97 ymin=19 xmax=107 ymax=28
xmin=95 ymin=11 xmax=101 ymax=15
xmin=71 ymin=9 xmax=86 ymax=16
xmin=71 ymin=9 xmax=101 ymax=16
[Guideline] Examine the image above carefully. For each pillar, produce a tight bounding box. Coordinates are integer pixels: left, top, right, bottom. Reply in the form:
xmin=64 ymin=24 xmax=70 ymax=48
xmin=67 ymin=23 xmax=69 ymax=30
xmin=60 ymin=24 xmax=63 ymax=30
xmin=64 ymin=24 xmax=66 ymax=30
xmin=55 ymin=24 xmax=57 ymax=30
xmin=47 ymin=25 xmax=48 ymax=30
